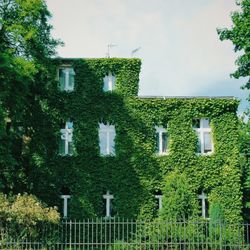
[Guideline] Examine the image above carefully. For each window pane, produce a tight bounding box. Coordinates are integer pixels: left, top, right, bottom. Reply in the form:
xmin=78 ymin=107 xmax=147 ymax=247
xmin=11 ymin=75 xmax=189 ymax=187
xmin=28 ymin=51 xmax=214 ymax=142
xmin=103 ymin=76 xmax=109 ymax=92
xmin=59 ymin=139 xmax=65 ymax=155
xmin=69 ymin=74 xmax=74 ymax=88
xmin=59 ymin=69 xmax=66 ymax=91
xmin=69 ymin=68 xmax=75 ymax=75
xmin=192 ymin=119 xmax=200 ymax=128
xmin=67 ymin=122 xmax=73 ymax=129
xmin=110 ymin=75 xmax=115 ymax=90
xmin=203 ymin=119 xmax=210 ymax=128
xmin=162 ymin=132 xmax=168 ymax=153
xmin=103 ymin=74 xmax=115 ymax=92
xmin=204 ymin=132 xmax=212 ymax=152
xmin=198 ymin=198 xmax=202 ymax=217
xmin=197 ymin=132 xmax=201 ymax=153
xmin=68 ymin=141 xmax=73 ymax=155
xmin=205 ymin=199 xmax=209 ymax=218
xmin=155 ymin=133 xmax=159 ymax=153
xmin=109 ymin=127 xmax=116 ymax=155
xmin=99 ymin=130 xmax=107 ymax=155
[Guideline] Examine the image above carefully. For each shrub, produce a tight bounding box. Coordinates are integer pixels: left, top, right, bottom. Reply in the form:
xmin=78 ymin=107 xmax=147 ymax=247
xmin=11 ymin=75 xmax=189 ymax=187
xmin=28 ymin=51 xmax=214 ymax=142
xmin=160 ymin=170 xmax=198 ymax=221
xmin=0 ymin=193 xmax=60 ymax=241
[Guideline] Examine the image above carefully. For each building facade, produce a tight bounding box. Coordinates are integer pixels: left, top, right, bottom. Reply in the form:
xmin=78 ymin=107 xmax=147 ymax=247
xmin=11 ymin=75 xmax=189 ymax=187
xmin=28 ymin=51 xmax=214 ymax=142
xmin=27 ymin=58 xmax=242 ymax=222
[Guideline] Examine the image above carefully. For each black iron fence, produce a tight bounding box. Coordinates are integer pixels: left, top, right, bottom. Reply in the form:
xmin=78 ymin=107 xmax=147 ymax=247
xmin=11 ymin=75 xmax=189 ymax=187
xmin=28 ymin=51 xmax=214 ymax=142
xmin=1 ymin=218 xmax=250 ymax=249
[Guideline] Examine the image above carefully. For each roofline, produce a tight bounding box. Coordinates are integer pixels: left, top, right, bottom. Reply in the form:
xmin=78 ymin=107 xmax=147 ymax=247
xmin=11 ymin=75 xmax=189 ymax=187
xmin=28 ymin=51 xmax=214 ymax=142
xmin=137 ymin=96 xmax=237 ymax=100
xmin=52 ymin=57 xmax=140 ymax=60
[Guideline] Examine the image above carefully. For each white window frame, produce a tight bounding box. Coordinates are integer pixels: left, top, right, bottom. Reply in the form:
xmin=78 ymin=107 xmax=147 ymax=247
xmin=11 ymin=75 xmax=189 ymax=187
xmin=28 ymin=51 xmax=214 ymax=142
xmin=99 ymin=123 xmax=116 ymax=156
xmin=198 ymin=191 xmax=209 ymax=219
xmin=58 ymin=67 xmax=75 ymax=92
xmin=103 ymin=72 xmax=116 ymax=92
xmin=60 ymin=121 xmax=73 ymax=156
xmin=155 ymin=126 xmax=169 ymax=155
xmin=103 ymin=191 xmax=114 ymax=217
xmin=60 ymin=195 xmax=71 ymax=218
xmin=155 ymin=194 xmax=163 ymax=210
xmin=193 ymin=118 xmax=213 ymax=155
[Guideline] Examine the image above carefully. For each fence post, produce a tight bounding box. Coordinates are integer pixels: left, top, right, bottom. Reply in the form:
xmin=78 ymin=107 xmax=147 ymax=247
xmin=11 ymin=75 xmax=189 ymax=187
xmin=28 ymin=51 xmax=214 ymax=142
xmin=69 ymin=220 xmax=72 ymax=250
xmin=219 ymin=222 xmax=222 ymax=250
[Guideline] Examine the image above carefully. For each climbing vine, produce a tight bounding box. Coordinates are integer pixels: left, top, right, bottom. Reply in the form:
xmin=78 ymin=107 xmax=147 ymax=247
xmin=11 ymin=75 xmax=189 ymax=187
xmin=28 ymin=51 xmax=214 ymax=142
xmin=22 ymin=58 xmax=241 ymax=223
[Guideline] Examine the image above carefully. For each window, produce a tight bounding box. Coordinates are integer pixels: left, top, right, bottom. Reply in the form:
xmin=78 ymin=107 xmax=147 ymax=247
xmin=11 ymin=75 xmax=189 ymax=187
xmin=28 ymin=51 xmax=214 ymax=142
xmin=155 ymin=194 xmax=163 ymax=210
xmin=103 ymin=191 xmax=114 ymax=217
xmin=59 ymin=121 xmax=74 ymax=155
xmin=155 ymin=126 xmax=169 ymax=155
xmin=59 ymin=67 xmax=75 ymax=91
xmin=99 ymin=123 xmax=116 ymax=156
xmin=103 ymin=72 xmax=115 ymax=92
xmin=60 ymin=195 xmax=71 ymax=218
xmin=193 ymin=118 xmax=213 ymax=155
xmin=198 ymin=191 xmax=209 ymax=219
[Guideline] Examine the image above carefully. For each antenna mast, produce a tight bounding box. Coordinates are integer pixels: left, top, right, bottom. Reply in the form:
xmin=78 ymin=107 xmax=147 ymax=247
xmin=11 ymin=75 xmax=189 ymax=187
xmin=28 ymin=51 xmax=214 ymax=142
xmin=131 ymin=47 xmax=141 ymax=57
xmin=107 ymin=43 xmax=117 ymax=58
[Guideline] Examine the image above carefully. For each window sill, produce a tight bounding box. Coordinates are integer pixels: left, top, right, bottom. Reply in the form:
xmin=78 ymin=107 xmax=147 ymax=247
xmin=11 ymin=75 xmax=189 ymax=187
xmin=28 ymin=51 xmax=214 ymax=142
xmin=100 ymin=154 xmax=116 ymax=157
xmin=156 ymin=152 xmax=169 ymax=157
xmin=59 ymin=153 xmax=74 ymax=157
xmin=196 ymin=151 xmax=213 ymax=156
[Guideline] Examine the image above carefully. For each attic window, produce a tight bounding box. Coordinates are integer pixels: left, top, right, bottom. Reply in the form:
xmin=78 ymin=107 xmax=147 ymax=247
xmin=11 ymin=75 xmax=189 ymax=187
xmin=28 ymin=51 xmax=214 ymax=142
xmin=59 ymin=67 xmax=75 ymax=91
xmin=103 ymin=72 xmax=116 ymax=92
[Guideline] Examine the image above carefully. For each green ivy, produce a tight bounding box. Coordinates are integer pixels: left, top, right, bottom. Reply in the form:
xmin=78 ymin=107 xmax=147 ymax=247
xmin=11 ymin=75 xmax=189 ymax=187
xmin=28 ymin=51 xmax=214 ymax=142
xmin=23 ymin=58 xmax=241 ymax=223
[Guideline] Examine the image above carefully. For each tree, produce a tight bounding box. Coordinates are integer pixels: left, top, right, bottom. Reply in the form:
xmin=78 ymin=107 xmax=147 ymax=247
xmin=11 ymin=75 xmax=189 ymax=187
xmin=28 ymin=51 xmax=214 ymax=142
xmin=0 ymin=192 xmax=60 ymax=240
xmin=160 ymin=170 xmax=198 ymax=221
xmin=0 ymin=0 xmax=61 ymax=193
xmin=239 ymin=113 xmax=250 ymax=220
xmin=218 ymin=0 xmax=250 ymax=222
xmin=217 ymin=0 xmax=250 ymax=89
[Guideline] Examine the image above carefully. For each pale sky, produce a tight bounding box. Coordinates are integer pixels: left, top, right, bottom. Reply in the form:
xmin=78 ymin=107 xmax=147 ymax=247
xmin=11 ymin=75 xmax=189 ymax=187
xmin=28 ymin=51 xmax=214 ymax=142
xmin=46 ymin=0 xmax=249 ymax=112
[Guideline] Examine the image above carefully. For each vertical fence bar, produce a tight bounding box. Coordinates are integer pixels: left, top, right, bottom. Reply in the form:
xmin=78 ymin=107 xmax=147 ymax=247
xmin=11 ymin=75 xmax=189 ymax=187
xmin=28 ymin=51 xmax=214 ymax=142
xmin=100 ymin=218 xmax=103 ymax=250
xmin=91 ymin=218 xmax=93 ymax=250
xmin=113 ymin=217 xmax=115 ymax=249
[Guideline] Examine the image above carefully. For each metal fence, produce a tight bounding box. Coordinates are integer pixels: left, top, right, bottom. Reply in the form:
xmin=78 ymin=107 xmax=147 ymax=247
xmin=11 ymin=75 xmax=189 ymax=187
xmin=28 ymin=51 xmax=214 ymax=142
xmin=1 ymin=218 xmax=250 ymax=249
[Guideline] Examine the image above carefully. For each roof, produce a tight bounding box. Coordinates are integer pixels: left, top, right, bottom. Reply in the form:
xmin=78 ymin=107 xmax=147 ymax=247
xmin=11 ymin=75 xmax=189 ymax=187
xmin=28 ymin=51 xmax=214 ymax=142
xmin=137 ymin=96 xmax=236 ymax=100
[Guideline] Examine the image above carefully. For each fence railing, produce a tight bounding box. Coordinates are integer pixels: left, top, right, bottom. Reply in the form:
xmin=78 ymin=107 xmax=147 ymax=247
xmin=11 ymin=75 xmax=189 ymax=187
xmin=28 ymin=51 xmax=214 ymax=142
xmin=1 ymin=218 xmax=250 ymax=249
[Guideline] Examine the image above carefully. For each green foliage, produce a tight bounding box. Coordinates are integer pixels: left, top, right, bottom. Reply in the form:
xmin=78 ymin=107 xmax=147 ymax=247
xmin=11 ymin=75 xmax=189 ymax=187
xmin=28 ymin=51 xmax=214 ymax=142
xmin=160 ymin=170 xmax=198 ymax=221
xmin=0 ymin=192 xmax=60 ymax=225
xmin=21 ymin=58 xmax=242 ymax=223
xmin=239 ymin=113 xmax=250 ymax=221
xmin=217 ymin=0 xmax=250 ymax=88
xmin=209 ymin=203 xmax=224 ymax=223
xmin=0 ymin=52 xmax=242 ymax=223
xmin=0 ymin=0 xmax=61 ymax=193
xmin=0 ymin=192 xmax=60 ymax=242
xmin=209 ymin=202 xmax=243 ymax=247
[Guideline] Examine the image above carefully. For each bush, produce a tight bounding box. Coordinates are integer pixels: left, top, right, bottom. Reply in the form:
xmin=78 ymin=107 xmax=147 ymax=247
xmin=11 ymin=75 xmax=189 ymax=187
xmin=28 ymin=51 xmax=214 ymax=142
xmin=160 ymin=170 xmax=198 ymax=221
xmin=0 ymin=193 xmax=60 ymax=241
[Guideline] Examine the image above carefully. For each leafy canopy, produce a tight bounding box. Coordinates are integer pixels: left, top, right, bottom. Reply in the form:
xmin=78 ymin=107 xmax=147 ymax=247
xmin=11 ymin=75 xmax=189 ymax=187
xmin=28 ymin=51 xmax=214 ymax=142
xmin=217 ymin=0 xmax=250 ymax=89
xmin=0 ymin=0 xmax=61 ymax=193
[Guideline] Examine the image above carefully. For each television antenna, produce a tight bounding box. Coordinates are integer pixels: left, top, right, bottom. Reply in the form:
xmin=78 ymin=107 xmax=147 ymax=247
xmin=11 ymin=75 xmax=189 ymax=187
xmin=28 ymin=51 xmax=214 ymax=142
xmin=106 ymin=43 xmax=117 ymax=58
xmin=131 ymin=47 xmax=141 ymax=57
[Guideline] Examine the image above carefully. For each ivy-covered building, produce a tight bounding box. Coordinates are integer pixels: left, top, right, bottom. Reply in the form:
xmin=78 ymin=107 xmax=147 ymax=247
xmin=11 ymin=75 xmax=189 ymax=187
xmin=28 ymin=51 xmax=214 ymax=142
xmin=26 ymin=58 xmax=242 ymax=222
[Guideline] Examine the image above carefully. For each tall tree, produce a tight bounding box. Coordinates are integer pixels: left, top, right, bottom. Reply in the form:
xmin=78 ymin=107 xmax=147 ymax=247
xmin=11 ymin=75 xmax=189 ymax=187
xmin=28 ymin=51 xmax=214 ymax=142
xmin=218 ymin=0 xmax=250 ymax=221
xmin=0 ymin=0 xmax=61 ymax=193
xmin=239 ymin=113 xmax=250 ymax=220
xmin=217 ymin=0 xmax=250 ymax=89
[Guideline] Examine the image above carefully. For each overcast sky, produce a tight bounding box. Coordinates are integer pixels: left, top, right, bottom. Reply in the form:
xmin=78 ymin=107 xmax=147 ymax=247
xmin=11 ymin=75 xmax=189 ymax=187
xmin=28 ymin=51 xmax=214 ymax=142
xmin=46 ymin=0 xmax=249 ymax=112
